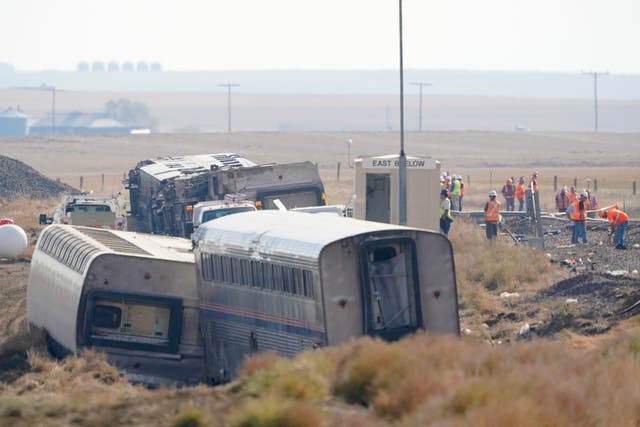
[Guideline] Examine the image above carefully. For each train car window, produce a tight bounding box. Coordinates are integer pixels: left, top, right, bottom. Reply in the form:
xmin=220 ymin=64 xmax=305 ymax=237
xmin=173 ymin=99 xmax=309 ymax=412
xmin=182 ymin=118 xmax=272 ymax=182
xmin=241 ymin=260 xmax=252 ymax=286
xmin=251 ymin=261 xmax=263 ymax=288
xmin=222 ymin=256 xmax=233 ymax=283
xmin=231 ymin=258 xmax=242 ymax=286
xmin=213 ymin=255 xmax=223 ymax=282
xmin=262 ymin=263 xmax=274 ymax=291
xmin=292 ymin=268 xmax=304 ymax=295
xmin=93 ymin=305 xmax=122 ymax=328
xmin=272 ymin=264 xmax=284 ymax=292
xmin=262 ymin=191 xmax=319 ymax=210
xmin=361 ymin=239 xmax=421 ymax=339
xmin=303 ymin=270 xmax=314 ymax=298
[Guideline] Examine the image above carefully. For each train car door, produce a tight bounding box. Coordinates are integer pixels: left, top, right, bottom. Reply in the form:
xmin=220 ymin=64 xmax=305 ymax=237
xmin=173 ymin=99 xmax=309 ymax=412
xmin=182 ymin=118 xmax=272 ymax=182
xmin=365 ymin=174 xmax=391 ymax=223
xmin=359 ymin=237 xmax=422 ymax=341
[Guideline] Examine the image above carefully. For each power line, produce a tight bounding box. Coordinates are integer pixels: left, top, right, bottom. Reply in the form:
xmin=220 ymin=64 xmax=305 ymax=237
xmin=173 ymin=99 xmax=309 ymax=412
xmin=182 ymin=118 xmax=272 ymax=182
xmin=219 ymin=83 xmax=239 ymax=133
xmin=581 ymin=71 xmax=609 ymax=133
xmin=410 ymin=82 xmax=432 ymax=132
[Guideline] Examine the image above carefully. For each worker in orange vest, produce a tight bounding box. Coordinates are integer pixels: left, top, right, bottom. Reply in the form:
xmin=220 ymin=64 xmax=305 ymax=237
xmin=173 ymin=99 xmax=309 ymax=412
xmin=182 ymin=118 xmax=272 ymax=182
xmin=599 ymin=206 xmax=629 ymax=249
xmin=484 ymin=190 xmax=501 ymax=240
xmin=568 ymin=185 xmax=578 ymax=202
xmin=567 ymin=190 xmax=588 ymax=244
xmin=555 ymin=186 xmax=571 ymax=213
xmin=515 ymin=176 xmax=526 ymax=211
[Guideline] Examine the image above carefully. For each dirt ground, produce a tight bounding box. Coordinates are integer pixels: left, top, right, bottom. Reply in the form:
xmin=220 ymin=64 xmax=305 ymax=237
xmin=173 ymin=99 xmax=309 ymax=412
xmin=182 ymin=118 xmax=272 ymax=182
xmin=469 ymin=216 xmax=640 ymax=342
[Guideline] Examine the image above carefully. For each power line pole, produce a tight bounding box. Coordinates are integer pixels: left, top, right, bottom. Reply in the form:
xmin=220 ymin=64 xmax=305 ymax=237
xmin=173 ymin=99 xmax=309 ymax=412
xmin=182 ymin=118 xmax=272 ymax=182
xmin=398 ymin=0 xmax=407 ymax=226
xmin=219 ymin=83 xmax=239 ymax=133
xmin=581 ymin=71 xmax=609 ymax=133
xmin=410 ymin=82 xmax=432 ymax=132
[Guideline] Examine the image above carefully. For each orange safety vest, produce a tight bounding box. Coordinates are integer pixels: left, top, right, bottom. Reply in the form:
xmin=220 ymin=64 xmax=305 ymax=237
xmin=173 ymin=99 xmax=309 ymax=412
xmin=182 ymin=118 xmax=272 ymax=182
xmin=515 ymin=184 xmax=525 ymax=200
xmin=568 ymin=192 xmax=578 ymax=202
xmin=607 ymin=208 xmax=629 ymax=225
xmin=460 ymin=180 xmax=465 ymax=196
xmin=570 ymin=200 xmax=586 ymax=221
xmin=485 ymin=200 xmax=501 ymax=222
xmin=529 ymin=179 xmax=539 ymax=193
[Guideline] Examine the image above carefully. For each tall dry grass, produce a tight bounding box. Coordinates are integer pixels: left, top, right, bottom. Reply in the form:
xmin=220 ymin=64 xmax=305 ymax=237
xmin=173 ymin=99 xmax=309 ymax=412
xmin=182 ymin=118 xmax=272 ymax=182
xmin=448 ymin=217 xmax=566 ymax=317
xmin=231 ymin=331 xmax=640 ymax=426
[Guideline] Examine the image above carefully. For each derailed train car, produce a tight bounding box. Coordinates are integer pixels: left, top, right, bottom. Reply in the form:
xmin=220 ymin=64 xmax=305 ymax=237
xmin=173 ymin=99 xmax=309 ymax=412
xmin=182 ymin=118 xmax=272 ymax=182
xmin=192 ymin=211 xmax=459 ymax=383
xmin=26 ymin=225 xmax=205 ymax=386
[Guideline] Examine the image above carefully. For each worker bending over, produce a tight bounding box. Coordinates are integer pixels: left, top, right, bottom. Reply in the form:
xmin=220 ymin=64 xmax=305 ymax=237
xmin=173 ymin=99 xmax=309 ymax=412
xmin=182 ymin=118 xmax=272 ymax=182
xmin=599 ymin=206 xmax=629 ymax=250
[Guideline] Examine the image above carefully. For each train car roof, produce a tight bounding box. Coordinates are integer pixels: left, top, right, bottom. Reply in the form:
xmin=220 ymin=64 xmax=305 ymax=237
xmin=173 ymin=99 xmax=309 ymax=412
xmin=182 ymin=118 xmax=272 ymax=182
xmin=40 ymin=225 xmax=194 ymax=264
xmin=139 ymin=153 xmax=256 ymax=180
xmin=195 ymin=210 xmax=423 ymax=259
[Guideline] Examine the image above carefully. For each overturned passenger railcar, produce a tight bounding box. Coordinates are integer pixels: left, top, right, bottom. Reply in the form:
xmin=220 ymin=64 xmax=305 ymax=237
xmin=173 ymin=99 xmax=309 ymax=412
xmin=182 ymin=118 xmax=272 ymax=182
xmin=27 ymin=225 xmax=205 ymax=386
xmin=193 ymin=211 xmax=459 ymax=383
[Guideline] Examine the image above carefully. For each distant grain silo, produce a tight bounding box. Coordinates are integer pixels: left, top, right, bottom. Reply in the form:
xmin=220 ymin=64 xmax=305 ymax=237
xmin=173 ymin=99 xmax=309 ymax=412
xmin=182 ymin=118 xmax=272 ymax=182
xmin=0 ymin=107 xmax=28 ymax=136
xmin=108 ymin=61 xmax=120 ymax=72
xmin=122 ymin=61 xmax=134 ymax=72
xmin=151 ymin=62 xmax=162 ymax=72
xmin=92 ymin=61 xmax=105 ymax=72
xmin=77 ymin=61 xmax=90 ymax=72
xmin=136 ymin=61 xmax=149 ymax=72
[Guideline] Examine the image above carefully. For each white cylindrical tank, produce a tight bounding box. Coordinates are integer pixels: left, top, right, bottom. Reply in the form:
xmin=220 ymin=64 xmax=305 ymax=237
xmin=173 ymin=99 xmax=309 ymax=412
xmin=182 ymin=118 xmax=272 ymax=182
xmin=0 ymin=224 xmax=28 ymax=258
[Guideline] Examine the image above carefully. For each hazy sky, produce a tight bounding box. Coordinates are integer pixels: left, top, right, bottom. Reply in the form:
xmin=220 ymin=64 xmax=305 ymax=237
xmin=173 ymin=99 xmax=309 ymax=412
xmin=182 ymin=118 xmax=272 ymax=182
xmin=1 ymin=0 xmax=638 ymax=73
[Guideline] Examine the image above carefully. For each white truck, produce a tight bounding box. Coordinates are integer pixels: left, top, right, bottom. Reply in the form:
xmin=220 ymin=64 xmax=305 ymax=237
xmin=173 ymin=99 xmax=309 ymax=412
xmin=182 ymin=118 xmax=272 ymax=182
xmin=40 ymin=194 xmax=128 ymax=231
xmin=187 ymin=194 xmax=257 ymax=237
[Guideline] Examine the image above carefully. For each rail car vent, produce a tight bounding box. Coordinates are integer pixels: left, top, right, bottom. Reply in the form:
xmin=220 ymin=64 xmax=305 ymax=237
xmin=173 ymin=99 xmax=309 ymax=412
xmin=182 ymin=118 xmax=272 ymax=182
xmin=79 ymin=228 xmax=151 ymax=256
xmin=212 ymin=153 xmax=243 ymax=168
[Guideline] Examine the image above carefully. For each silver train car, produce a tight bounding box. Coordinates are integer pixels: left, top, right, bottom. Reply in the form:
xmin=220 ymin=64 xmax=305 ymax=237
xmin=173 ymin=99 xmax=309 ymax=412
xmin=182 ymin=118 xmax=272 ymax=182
xmin=27 ymin=225 xmax=205 ymax=386
xmin=193 ymin=211 xmax=459 ymax=383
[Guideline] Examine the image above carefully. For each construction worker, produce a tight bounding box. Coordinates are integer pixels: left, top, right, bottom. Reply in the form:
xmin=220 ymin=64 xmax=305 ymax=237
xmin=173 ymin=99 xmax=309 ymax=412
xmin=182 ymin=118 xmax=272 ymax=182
xmin=599 ymin=206 xmax=629 ymax=249
xmin=516 ymin=176 xmax=526 ymax=211
xmin=449 ymin=176 xmax=462 ymax=211
xmin=439 ymin=189 xmax=453 ymax=236
xmin=458 ymin=176 xmax=465 ymax=211
xmin=568 ymin=190 xmax=588 ymax=244
xmin=484 ymin=190 xmax=501 ymax=240
xmin=555 ymin=186 xmax=571 ymax=213
xmin=586 ymin=190 xmax=599 ymax=218
xmin=501 ymin=178 xmax=515 ymax=211
xmin=529 ymin=171 xmax=539 ymax=193
xmin=568 ymin=185 xmax=578 ymax=203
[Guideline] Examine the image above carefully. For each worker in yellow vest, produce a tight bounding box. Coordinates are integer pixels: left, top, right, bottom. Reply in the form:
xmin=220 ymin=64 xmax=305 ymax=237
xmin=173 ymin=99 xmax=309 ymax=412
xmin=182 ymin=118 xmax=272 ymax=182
xmin=449 ymin=176 xmax=462 ymax=211
xmin=484 ymin=190 xmax=501 ymax=240
xmin=439 ymin=189 xmax=453 ymax=236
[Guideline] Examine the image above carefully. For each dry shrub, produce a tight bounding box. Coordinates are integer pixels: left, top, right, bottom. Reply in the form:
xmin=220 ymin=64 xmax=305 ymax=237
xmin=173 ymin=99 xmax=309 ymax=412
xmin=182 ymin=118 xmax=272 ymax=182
xmin=451 ymin=218 xmax=556 ymax=291
xmin=233 ymin=352 xmax=328 ymax=401
xmin=0 ymin=328 xmax=46 ymax=383
xmin=226 ymin=396 xmax=323 ymax=427
xmin=237 ymin=351 xmax=280 ymax=377
xmin=172 ymin=407 xmax=205 ymax=427
xmin=332 ymin=337 xmax=408 ymax=406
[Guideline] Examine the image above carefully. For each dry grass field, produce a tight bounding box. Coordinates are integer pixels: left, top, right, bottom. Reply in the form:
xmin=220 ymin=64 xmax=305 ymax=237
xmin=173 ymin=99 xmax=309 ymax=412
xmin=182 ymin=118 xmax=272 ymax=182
xmin=1 ymin=131 xmax=640 ymax=426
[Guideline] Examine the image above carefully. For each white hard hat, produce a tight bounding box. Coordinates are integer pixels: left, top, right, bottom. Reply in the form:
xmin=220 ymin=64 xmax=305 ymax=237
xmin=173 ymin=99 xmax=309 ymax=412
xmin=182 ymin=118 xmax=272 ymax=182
xmin=489 ymin=190 xmax=497 ymax=197
xmin=580 ymin=190 xmax=589 ymax=198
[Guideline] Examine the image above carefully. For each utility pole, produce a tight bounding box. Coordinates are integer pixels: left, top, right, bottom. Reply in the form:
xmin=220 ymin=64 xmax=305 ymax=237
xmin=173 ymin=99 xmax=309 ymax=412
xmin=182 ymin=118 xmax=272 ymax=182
xmin=219 ymin=83 xmax=239 ymax=133
xmin=410 ymin=82 xmax=431 ymax=132
xmin=581 ymin=71 xmax=609 ymax=133
xmin=398 ymin=0 xmax=407 ymax=225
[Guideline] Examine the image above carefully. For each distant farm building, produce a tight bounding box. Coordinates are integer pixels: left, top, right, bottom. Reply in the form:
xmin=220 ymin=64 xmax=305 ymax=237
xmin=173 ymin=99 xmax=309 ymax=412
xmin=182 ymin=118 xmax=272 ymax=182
xmin=29 ymin=112 xmax=135 ymax=135
xmin=0 ymin=107 xmax=29 ymax=136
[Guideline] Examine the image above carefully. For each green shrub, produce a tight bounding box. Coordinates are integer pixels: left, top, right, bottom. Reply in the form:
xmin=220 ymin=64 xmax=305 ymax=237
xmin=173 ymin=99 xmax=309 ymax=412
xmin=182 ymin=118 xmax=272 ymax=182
xmin=172 ymin=407 xmax=205 ymax=427
xmin=226 ymin=397 xmax=321 ymax=427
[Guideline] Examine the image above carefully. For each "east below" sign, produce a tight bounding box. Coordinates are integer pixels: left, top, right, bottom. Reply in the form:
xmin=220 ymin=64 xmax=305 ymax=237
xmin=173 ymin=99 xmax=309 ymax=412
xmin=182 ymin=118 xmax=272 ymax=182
xmin=362 ymin=157 xmax=437 ymax=169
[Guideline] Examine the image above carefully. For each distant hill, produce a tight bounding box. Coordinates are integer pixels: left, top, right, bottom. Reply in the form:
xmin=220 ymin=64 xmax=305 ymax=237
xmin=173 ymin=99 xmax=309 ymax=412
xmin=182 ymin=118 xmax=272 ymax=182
xmin=1 ymin=67 xmax=639 ymax=99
